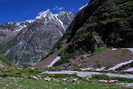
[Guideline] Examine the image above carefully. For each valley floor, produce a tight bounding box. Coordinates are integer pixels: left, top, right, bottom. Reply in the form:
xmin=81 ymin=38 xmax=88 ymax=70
xmin=0 ymin=68 xmax=133 ymax=89
xmin=0 ymin=77 xmax=131 ymax=89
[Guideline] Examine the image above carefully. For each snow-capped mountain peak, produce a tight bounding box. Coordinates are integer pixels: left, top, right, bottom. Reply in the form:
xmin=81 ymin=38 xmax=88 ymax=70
xmin=36 ymin=9 xmax=67 ymax=31
xmin=1 ymin=9 xmax=74 ymax=33
xmin=26 ymin=20 xmax=35 ymax=23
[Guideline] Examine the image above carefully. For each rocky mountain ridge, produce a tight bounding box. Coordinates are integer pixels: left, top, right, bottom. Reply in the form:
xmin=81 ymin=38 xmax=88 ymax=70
xmin=0 ymin=10 xmax=75 ymax=66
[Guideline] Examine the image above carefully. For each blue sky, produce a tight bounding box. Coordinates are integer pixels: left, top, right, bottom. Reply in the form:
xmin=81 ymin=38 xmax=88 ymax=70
xmin=0 ymin=0 xmax=90 ymax=24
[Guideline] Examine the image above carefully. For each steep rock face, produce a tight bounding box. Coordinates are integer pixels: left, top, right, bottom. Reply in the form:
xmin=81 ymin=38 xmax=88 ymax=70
xmin=57 ymin=11 xmax=74 ymax=29
xmin=40 ymin=0 xmax=133 ymax=67
xmin=0 ymin=22 xmax=30 ymax=53
xmin=3 ymin=10 xmax=74 ymax=66
xmin=0 ymin=22 xmax=28 ymax=43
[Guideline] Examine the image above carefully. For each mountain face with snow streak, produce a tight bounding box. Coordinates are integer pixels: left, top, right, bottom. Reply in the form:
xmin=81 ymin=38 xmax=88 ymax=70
xmin=0 ymin=21 xmax=30 ymax=52
xmin=0 ymin=10 xmax=75 ymax=66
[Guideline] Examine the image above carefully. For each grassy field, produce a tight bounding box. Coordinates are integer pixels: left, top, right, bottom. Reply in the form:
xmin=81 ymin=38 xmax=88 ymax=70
xmin=0 ymin=68 xmax=132 ymax=89
xmin=0 ymin=77 xmax=132 ymax=89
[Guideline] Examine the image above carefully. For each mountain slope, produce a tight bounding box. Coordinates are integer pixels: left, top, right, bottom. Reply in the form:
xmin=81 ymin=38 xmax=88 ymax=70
xmin=63 ymin=0 xmax=133 ymax=53
xmin=0 ymin=10 xmax=74 ymax=66
xmin=0 ymin=56 xmax=13 ymax=70
xmin=0 ymin=22 xmax=30 ymax=54
xmin=37 ymin=0 xmax=133 ymax=68
xmin=56 ymin=0 xmax=133 ymax=56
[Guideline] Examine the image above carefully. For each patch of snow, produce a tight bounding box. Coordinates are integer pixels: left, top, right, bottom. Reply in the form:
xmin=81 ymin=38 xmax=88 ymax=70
xmin=15 ymin=22 xmax=21 ymax=26
xmin=48 ymin=56 xmax=61 ymax=68
xmin=36 ymin=9 xmax=52 ymax=19
xmin=42 ymin=71 xmax=133 ymax=79
xmin=124 ymin=68 xmax=133 ymax=72
xmin=26 ymin=20 xmax=35 ymax=23
xmin=80 ymin=67 xmax=94 ymax=71
xmin=117 ymin=83 xmax=133 ymax=88
xmin=80 ymin=67 xmax=106 ymax=71
xmin=15 ymin=24 xmax=27 ymax=32
xmin=41 ymin=71 xmax=77 ymax=75
xmin=53 ymin=14 xmax=59 ymax=17
xmin=96 ymin=67 xmax=106 ymax=71
xmin=106 ymin=73 xmax=133 ymax=79
xmin=31 ymin=76 xmax=39 ymax=80
xmin=98 ymin=80 xmax=109 ymax=83
xmin=79 ymin=4 xmax=88 ymax=10
xmin=108 ymin=60 xmax=133 ymax=71
xmin=73 ymin=78 xmax=78 ymax=81
xmin=54 ymin=15 xmax=65 ymax=31
xmin=112 ymin=48 xmax=117 ymax=50
xmin=36 ymin=9 xmax=65 ymax=34
xmin=16 ymin=60 xmax=20 ymax=66
xmin=76 ymin=72 xmax=101 ymax=78
xmin=44 ymin=77 xmax=51 ymax=81
xmin=98 ymin=80 xmax=118 ymax=83
xmin=127 ymin=48 xmax=133 ymax=53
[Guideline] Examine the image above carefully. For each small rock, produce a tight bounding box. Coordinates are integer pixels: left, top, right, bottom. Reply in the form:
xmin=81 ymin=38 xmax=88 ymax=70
xmin=98 ymin=80 xmax=108 ymax=83
xmin=44 ymin=77 xmax=51 ymax=81
xmin=108 ymin=80 xmax=118 ymax=83
xmin=31 ymin=76 xmax=39 ymax=80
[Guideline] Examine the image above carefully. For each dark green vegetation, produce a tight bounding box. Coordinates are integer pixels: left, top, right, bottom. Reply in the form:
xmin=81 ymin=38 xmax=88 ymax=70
xmin=56 ymin=51 xmax=80 ymax=65
xmin=0 ymin=56 xmax=12 ymax=66
xmin=111 ymin=77 xmax=133 ymax=83
xmin=0 ymin=68 xmax=41 ymax=77
xmin=95 ymin=48 xmax=108 ymax=54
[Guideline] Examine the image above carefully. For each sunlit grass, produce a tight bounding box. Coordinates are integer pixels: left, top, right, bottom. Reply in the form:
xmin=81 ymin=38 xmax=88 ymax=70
xmin=0 ymin=78 xmax=131 ymax=89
